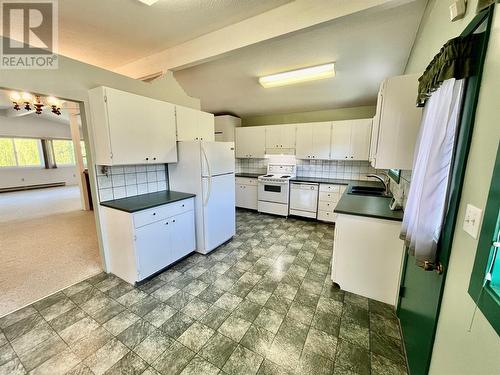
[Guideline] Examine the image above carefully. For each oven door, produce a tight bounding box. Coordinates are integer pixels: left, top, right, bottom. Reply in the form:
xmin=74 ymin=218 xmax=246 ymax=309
xmin=258 ymin=181 xmax=289 ymax=204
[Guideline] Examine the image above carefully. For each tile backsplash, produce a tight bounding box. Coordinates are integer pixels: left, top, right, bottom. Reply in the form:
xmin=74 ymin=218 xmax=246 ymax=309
xmin=96 ymin=164 xmax=168 ymax=202
xmin=236 ymin=158 xmax=385 ymax=181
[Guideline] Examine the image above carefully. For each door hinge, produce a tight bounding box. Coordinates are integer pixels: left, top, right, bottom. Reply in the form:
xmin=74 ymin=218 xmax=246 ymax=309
xmin=104 ymin=95 xmax=107 ymax=103
xmin=133 ymin=235 xmax=137 ymax=241
xmin=399 ymin=286 xmax=406 ymax=297
xmin=110 ymin=152 xmax=113 ymax=159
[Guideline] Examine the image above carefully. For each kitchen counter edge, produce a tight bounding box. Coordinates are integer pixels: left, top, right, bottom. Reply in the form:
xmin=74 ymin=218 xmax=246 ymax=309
xmin=100 ymin=190 xmax=196 ymax=213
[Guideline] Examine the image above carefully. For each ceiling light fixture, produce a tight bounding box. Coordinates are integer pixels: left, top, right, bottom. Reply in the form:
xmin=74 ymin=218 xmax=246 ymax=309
xmin=137 ymin=0 xmax=160 ymax=5
xmin=10 ymin=91 xmax=62 ymax=116
xmin=259 ymin=63 xmax=335 ymax=88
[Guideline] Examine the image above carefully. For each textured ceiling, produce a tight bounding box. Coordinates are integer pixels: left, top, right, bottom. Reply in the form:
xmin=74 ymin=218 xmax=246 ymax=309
xmin=54 ymin=0 xmax=291 ymax=69
xmin=173 ymin=0 xmax=426 ymax=117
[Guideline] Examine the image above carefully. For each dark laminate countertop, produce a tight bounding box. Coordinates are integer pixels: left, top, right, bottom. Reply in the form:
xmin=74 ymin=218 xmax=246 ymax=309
xmin=290 ymin=177 xmax=382 ymax=187
xmin=100 ymin=191 xmax=196 ymax=213
xmin=335 ymin=192 xmax=404 ymax=222
xmin=235 ymin=173 xmax=262 ymax=178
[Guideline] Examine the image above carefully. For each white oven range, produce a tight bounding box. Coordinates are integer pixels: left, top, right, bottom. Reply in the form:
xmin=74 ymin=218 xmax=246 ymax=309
xmin=257 ymin=163 xmax=296 ymax=216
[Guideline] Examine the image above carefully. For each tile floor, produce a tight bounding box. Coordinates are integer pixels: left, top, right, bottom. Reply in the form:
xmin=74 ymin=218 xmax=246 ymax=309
xmin=0 ymin=210 xmax=408 ymax=375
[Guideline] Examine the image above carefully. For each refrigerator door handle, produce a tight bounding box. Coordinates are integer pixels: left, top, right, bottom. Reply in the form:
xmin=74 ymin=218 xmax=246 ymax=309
xmin=201 ymin=145 xmax=212 ymax=206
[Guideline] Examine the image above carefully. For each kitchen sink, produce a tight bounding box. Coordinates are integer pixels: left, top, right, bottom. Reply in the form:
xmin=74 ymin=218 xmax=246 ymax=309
xmin=347 ymin=185 xmax=392 ymax=197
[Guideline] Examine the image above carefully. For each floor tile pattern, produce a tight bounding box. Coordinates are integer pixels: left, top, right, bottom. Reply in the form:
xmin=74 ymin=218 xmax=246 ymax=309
xmin=0 ymin=210 xmax=408 ymax=374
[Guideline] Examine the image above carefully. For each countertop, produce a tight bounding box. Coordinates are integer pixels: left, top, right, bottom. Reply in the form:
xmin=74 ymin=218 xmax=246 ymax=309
xmin=290 ymin=176 xmax=381 ymax=187
xmin=334 ymin=191 xmax=404 ymax=222
xmin=100 ymin=190 xmax=196 ymax=213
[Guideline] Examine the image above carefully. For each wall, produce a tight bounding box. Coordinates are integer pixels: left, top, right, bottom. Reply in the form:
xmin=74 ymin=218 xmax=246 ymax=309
xmin=241 ymin=105 xmax=376 ymax=126
xmin=0 ymin=115 xmax=80 ymax=189
xmin=95 ymin=164 xmax=169 ymax=202
xmin=237 ymin=157 xmax=384 ymax=181
xmin=403 ymin=1 xmax=500 ymax=374
xmin=0 ymin=39 xmax=201 ymax=272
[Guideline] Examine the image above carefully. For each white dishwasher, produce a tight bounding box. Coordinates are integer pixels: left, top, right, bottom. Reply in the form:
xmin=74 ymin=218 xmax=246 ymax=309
xmin=289 ymin=182 xmax=319 ymax=218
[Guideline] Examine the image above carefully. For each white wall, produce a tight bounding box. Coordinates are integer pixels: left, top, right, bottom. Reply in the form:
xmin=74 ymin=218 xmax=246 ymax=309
xmin=404 ymin=1 xmax=500 ymax=374
xmin=0 ymin=114 xmax=72 ymax=139
xmin=1 ymin=167 xmax=78 ymax=189
xmin=0 ymin=38 xmax=201 ymax=272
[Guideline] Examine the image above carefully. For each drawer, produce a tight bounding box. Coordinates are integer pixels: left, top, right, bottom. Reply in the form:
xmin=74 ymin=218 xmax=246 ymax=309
xmin=235 ymin=177 xmax=258 ymax=186
xmin=317 ymin=210 xmax=337 ymax=223
xmin=320 ymin=184 xmax=342 ymax=193
xmin=318 ymin=201 xmax=336 ymax=212
xmin=319 ymin=192 xmax=339 ymax=202
xmin=133 ymin=198 xmax=194 ymax=228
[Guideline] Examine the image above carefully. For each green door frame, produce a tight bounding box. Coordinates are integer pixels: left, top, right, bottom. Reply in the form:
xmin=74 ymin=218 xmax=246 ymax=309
xmin=397 ymin=6 xmax=495 ymax=375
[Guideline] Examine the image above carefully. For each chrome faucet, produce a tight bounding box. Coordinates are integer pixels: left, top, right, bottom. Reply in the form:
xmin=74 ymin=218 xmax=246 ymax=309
xmin=366 ymin=173 xmax=391 ymax=195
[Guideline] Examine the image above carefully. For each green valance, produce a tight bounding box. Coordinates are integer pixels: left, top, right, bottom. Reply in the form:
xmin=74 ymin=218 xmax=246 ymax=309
xmin=417 ymin=33 xmax=482 ymax=106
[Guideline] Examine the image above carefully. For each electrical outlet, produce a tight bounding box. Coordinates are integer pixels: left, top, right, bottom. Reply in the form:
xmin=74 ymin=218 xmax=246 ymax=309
xmin=463 ymin=204 xmax=482 ymax=239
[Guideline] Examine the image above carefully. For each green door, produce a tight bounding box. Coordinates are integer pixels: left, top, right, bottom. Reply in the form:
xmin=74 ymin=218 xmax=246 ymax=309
xmin=397 ymin=8 xmax=494 ymax=375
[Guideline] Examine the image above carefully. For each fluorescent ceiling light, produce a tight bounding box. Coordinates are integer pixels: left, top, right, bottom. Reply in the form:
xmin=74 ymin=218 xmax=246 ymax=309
xmin=259 ymin=63 xmax=335 ymax=88
xmin=137 ymin=0 xmax=159 ymax=5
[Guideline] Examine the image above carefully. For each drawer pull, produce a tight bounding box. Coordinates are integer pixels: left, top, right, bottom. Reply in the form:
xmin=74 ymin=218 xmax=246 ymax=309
xmin=152 ymin=212 xmax=156 ymax=216
xmin=172 ymin=219 xmax=176 ymax=223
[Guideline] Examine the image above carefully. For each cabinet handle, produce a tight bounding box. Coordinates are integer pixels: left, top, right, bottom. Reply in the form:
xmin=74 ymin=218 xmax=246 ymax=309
xmin=172 ymin=219 xmax=176 ymax=223
xmin=165 ymin=222 xmax=169 ymax=225
xmin=153 ymin=157 xmax=157 ymax=161
xmin=146 ymin=157 xmax=149 ymax=161
xmin=351 ymin=156 xmax=353 ymax=159
xmin=182 ymin=204 xmax=185 ymax=207
xmin=152 ymin=212 xmax=156 ymax=216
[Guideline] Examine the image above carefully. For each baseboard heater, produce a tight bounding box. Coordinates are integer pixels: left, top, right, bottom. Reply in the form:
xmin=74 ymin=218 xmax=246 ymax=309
xmin=0 ymin=182 xmax=66 ymax=193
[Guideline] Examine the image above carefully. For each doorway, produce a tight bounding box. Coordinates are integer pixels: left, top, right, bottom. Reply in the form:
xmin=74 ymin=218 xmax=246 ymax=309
xmin=0 ymin=89 xmax=101 ymax=316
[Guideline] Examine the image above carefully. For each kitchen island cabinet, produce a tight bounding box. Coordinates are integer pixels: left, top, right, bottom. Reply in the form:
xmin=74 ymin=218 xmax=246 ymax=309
xmin=101 ymin=192 xmax=196 ymax=284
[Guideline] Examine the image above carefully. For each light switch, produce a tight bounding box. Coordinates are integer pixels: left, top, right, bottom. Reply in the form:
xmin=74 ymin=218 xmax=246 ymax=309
xmin=463 ymin=204 xmax=483 ymax=239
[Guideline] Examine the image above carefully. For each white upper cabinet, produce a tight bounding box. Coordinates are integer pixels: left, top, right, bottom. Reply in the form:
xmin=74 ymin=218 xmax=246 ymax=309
xmin=265 ymin=124 xmax=296 ymax=154
xmin=88 ymin=86 xmax=177 ymax=166
xmin=370 ymin=74 xmax=422 ymax=170
xmin=235 ymin=126 xmax=266 ymax=158
xmin=330 ymin=121 xmax=352 ymax=160
xmin=331 ymin=119 xmax=372 ymax=160
xmin=296 ymin=122 xmax=331 ymax=160
xmin=176 ymin=105 xmax=215 ymax=142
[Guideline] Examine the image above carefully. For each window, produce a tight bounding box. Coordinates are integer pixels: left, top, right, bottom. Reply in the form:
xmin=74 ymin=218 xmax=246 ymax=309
xmin=0 ymin=138 xmax=43 ymax=167
xmin=52 ymin=139 xmax=75 ymax=165
xmin=468 ymin=145 xmax=500 ymax=336
xmin=81 ymin=141 xmax=88 ymax=168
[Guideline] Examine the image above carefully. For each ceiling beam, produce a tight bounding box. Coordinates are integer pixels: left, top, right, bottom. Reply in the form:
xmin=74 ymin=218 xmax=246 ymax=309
xmin=114 ymin=0 xmax=414 ymax=79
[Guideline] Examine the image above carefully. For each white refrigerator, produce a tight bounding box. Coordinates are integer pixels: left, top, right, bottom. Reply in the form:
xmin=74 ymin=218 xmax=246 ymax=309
xmin=169 ymin=141 xmax=236 ymax=254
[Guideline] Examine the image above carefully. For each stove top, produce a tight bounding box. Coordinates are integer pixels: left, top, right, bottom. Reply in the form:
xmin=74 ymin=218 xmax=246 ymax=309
xmin=258 ymin=164 xmax=296 ymax=183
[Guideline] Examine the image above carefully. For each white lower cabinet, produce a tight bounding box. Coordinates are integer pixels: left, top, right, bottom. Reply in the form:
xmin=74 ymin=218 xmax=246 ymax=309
xmin=332 ymin=214 xmax=404 ymax=305
xmin=235 ymin=177 xmax=258 ymax=210
xmin=316 ymin=184 xmax=347 ymax=223
xmin=102 ymin=198 xmax=195 ymax=284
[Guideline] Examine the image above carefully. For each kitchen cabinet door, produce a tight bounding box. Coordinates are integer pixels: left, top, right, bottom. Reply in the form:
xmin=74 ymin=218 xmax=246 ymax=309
xmin=235 ymin=127 xmax=265 ymax=158
xmin=198 ymin=111 xmax=215 ymax=141
xmin=350 ymin=119 xmax=372 ymax=160
xmin=281 ymin=124 xmax=296 ymax=149
xmin=135 ymin=220 xmax=172 ymax=280
xmin=89 ymin=87 xmax=177 ymax=165
xmin=265 ymin=126 xmax=281 ymax=149
xmin=176 ymin=106 xmax=200 ymax=141
xmin=170 ymin=210 xmax=196 ymax=259
xmin=311 ymin=123 xmax=332 ymax=160
xmin=236 ymin=184 xmax=258 ymax=210
xmin=330 ymin=121 xmax=352 ymax=160
xmin=295 ymin=125 xmax=313 ymax=159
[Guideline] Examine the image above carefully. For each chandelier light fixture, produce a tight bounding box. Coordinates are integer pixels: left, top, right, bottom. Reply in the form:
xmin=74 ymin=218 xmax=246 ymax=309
xmin=10 ymin=92 xmax=63 ymax=116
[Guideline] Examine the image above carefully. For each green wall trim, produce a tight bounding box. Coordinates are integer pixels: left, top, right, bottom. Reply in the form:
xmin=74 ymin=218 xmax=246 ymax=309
xmin=397 ymin=6 xmax=494 ymax=375
xmin=468 ymin=142 xmax=500 ymax=336
xmin=241 ymin=105 xmax=376 ymax=126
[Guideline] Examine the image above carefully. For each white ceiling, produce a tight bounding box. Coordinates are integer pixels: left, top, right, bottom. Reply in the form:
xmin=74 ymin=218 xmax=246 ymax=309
xmin=56 ymin=0 xmax=291 ymax=70
xmin=173 ymin=0 xmax=426 ymax=117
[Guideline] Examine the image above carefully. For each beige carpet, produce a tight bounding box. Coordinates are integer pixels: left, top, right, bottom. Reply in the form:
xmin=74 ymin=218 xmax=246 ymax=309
xmin=0 ymin=210 xmax=102 ymax=317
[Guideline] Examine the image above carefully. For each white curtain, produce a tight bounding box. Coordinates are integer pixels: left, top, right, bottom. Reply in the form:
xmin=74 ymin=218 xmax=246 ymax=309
xmin=401 ymin=78 xmax=465 ymax=267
